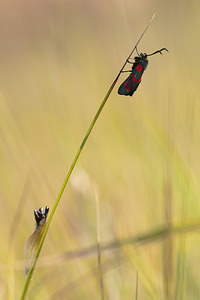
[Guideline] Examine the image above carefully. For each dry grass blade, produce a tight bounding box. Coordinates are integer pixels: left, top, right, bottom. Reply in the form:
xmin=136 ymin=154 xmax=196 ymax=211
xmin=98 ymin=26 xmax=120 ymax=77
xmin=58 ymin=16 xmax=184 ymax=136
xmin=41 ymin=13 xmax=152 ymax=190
xmin=135 ymin=272 xmax=138 ymax=300
xmin=95 ymin=189 xmax=105 ymax=300
xmin=13 ymin=219 xmax=200 ymax=271
xmin=7 ymin=179 xmax=30 ymax=300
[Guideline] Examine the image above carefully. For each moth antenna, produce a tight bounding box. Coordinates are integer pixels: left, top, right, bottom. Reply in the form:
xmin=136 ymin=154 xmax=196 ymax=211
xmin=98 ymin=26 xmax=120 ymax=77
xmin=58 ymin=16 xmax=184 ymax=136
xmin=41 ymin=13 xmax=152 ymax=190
xmin=120 ymin=12 xmax=156 ymax=73
xmin=147 ymin=48 xmax=169 ymax=57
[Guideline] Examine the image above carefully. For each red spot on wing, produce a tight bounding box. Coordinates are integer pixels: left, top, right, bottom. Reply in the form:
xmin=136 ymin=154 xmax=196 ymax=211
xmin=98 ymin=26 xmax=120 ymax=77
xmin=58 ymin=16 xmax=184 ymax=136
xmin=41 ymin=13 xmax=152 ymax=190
xmin=135 ymin=64 xmax=141 ymax=69
xmin=136 ymin=64 xmax=143 ymax=72
xmin=139 ymin=77 xmax=142 ymax=83
xmin=131 ymin=74 xmax=137 ymax=83
xmin=124 ymin=81 xmax=130 ymax=91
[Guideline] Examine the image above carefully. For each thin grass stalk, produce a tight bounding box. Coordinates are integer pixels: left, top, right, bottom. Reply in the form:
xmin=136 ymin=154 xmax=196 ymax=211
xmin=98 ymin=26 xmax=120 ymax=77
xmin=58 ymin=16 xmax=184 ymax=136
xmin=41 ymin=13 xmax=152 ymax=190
xmin=95 ymin=189 xmax=105 ymax=300
xmin=162 ymin=180 xmax=173 ymax=300
xmin=20 ymin=63 xmax=118 ymax=300
xmin=8 ymin=179 xmax=30 ymax=300
xmin=135 ymin=272 xmax=138 ymax=300
xmin=48 ymin=254 xmax=124 ymax=300
xmin=162 ymin=92 xmax=174 ymax=300
xmin=20 ymin=13 xmax=156 ymax=299
xmin=175 ymin=95 xmax=194 ymax=300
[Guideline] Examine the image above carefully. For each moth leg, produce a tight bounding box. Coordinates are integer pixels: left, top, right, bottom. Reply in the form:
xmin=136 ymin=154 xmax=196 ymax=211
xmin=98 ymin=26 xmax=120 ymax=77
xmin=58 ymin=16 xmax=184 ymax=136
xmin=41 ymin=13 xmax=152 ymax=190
xmin=121 ymin=70 xmax=132 ymax=73
xmin=136 ymin=46 xmax=140 ymax=56
xmin=126 ymin=58 xmax=134 ymax=64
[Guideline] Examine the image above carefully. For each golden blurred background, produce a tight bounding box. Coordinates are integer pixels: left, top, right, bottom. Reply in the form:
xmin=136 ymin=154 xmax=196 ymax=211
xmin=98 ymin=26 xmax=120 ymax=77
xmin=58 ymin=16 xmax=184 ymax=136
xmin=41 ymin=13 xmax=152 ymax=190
xmin=1 ymin=0 xmax=200 ymax=299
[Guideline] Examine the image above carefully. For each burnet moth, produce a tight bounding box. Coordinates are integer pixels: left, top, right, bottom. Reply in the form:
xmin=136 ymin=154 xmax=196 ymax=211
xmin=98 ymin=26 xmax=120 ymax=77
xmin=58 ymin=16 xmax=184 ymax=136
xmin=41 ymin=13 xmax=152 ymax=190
xmin=118 ymin=47 xmax=168 ymax=96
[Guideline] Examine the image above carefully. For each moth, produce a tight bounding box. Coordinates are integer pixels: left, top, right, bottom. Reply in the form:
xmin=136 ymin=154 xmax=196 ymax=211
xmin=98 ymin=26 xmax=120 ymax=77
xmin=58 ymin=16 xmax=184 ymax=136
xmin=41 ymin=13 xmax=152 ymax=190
xmin=118 ymin=48 xmax=168 ymax=96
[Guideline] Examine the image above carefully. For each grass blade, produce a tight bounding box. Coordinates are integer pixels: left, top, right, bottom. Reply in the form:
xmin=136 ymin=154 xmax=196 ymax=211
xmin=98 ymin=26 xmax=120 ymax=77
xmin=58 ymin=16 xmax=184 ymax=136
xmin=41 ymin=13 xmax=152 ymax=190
xmin=20 ymin=14 xmax=156 ymax=299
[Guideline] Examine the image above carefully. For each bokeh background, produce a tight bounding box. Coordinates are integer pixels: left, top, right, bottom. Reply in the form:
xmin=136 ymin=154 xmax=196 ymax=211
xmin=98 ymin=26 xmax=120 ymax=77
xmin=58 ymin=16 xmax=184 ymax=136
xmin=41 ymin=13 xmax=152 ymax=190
xmin=1 ymin=0 xmax=200 ymax=299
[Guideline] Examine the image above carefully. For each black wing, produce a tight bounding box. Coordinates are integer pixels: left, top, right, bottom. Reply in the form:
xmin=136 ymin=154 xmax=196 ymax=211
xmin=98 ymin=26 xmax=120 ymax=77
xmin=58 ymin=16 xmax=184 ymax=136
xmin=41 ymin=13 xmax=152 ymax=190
xmin=118 ymin=62 xmax=146 ymax=96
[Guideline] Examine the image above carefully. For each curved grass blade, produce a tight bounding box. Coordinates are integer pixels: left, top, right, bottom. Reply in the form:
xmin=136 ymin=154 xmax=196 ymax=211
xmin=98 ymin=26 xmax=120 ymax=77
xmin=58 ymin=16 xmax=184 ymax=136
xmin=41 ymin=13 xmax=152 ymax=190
xmin=20 ymin=13 xmax=156 ymax=299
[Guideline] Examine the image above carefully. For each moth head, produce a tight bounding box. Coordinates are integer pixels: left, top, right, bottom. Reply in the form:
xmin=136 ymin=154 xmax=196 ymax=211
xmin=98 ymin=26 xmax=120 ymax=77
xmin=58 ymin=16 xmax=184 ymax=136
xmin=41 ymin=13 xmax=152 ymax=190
xmin=140 ymin=53 xmax=147 ymax=59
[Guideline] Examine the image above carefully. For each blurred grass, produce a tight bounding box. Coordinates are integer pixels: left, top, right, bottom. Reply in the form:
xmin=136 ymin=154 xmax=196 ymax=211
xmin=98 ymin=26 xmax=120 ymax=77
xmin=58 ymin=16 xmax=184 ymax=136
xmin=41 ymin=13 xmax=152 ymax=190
xmin=1 ymin=0 xmax=200 ymax=299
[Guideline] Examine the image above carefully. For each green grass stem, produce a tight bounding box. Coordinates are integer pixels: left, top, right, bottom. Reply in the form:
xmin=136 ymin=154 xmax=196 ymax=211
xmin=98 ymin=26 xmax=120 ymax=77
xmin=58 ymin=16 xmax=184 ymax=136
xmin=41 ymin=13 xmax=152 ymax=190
xmin=20 ymin=13 xmax=156 ymax=299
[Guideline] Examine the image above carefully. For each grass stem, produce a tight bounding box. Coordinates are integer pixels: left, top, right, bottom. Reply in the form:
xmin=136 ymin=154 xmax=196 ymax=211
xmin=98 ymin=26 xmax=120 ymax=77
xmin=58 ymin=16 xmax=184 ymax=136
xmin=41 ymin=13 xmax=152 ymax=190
xmin=20 ymin=14 xmax=156 ymax=299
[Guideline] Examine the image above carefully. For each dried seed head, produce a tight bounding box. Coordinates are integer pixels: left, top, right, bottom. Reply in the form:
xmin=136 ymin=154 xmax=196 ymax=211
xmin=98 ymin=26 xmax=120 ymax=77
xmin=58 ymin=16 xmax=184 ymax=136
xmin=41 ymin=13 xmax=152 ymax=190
xmin=24 ymin=206 xmax=49 ymax=276
xmin=34 ymin=206 xmax=49 ymax=226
